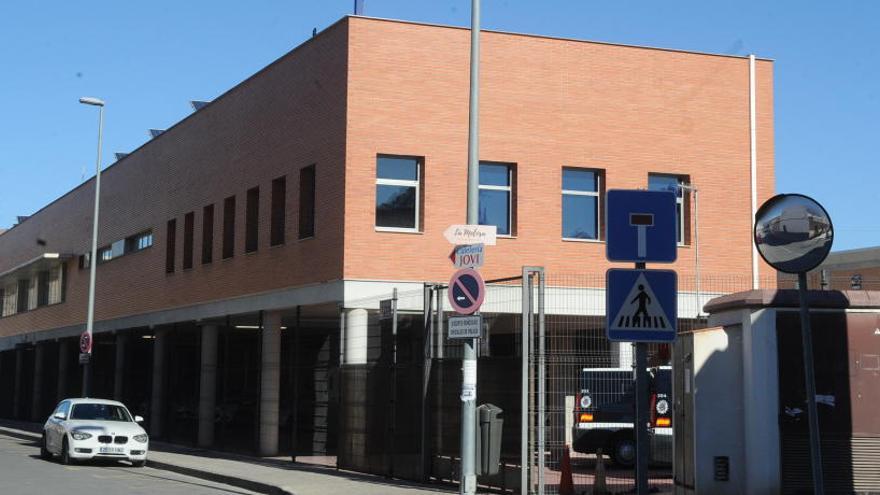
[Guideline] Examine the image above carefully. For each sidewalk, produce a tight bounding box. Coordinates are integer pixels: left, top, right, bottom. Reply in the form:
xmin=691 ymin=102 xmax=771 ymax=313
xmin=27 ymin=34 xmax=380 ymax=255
xmin=0 ymin=420 xmax=456 ymax=495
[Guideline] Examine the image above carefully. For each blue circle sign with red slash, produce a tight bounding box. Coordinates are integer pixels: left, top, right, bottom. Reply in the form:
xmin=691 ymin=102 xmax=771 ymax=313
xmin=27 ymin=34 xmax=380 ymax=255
xmin=448 ymin=268 xmax=486 ymax=315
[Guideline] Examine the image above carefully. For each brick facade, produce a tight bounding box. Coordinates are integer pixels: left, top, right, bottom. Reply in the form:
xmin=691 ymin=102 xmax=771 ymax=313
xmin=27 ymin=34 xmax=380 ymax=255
xmin=0 ymin=16 xmax=775 ymax=340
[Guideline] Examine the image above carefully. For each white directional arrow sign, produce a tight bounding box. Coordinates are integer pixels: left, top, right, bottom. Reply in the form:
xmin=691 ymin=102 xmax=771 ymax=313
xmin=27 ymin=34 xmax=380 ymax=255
xmin=443 ymin=225 xmax=496 ymax=245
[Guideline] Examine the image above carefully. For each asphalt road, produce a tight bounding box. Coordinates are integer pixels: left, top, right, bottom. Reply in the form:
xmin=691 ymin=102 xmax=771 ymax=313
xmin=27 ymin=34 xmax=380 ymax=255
xmin=0 ymin=434 xmax=258 ymax=495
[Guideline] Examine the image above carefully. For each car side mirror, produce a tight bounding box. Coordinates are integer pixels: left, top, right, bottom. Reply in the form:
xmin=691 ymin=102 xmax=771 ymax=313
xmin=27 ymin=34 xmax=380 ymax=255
xmin=134 ymin=415 xmax=144 ymax=423
xmin=53 ymin=412 xmax=66 ymax=420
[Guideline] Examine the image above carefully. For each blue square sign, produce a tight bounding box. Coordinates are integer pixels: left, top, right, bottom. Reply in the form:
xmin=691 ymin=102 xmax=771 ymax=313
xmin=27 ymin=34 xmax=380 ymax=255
xmin=606 ymin=189 xmax=677 ymax=263
xmin=606 ymin=268 xmax=677 ymax=342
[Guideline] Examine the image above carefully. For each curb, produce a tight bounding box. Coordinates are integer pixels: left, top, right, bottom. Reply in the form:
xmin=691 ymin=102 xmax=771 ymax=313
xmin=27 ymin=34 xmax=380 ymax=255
xmin=0 ymin=427 xmax=295 ymax=495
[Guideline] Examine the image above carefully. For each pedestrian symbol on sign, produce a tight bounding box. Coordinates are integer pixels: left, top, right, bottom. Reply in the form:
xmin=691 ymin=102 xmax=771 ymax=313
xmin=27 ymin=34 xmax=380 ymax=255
xmin=611 ymin=275 xmax=670 ymax=330
xmin=606 ymin=269 xmax=677 ymax=342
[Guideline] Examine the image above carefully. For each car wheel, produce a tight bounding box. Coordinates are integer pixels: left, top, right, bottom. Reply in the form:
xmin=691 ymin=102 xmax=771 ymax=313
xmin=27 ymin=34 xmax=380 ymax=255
xmin=131 ymin=460 xmax=146 ymax=468
xmin=60 ymin=437 xmax=72 ymax=465
xmin=610 ymin=435 xmax=636 ymax=468
xmin=40 ymin=434 xmax=52 ymax=460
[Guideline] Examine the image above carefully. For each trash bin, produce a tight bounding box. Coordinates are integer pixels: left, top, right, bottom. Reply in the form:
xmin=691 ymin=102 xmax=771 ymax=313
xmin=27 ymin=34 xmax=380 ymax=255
xmin=475 ymin=403 xmax=503 ymax=476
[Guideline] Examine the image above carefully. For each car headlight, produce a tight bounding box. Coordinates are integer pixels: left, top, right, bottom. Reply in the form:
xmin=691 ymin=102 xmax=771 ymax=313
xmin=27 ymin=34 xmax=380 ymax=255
xmin=70 ymin=431 xmax=92 ymax=441
xmin=655 ymin=399 xmax=670 ymax=415
xmin=579 ymin=394 xmax=592 ymax=409
xmin=133 ymin=434 xmax=149 ymax=443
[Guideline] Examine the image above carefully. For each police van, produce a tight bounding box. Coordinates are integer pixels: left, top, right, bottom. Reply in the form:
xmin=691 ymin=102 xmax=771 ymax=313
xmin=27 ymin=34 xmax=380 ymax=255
xmin=571 ymin=366 xmax=672 ymax=467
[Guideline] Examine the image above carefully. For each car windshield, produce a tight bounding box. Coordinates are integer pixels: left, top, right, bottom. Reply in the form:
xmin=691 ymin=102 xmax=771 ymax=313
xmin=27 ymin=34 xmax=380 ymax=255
xmin=69 ymin=403 xmax=132 ymax=422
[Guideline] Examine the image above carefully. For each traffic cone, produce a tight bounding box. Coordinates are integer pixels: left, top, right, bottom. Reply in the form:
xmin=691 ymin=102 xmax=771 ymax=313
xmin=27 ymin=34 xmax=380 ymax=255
xmin=559 ymin=444 xmax=575 ymax=495
xmin=592 ymin=448 xmax=608 ymax=495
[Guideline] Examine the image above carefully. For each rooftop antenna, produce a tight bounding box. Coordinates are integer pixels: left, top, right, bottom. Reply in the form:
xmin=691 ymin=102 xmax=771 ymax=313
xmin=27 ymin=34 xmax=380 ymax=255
xmin=354 ymin=0 xmax=364 ymax=15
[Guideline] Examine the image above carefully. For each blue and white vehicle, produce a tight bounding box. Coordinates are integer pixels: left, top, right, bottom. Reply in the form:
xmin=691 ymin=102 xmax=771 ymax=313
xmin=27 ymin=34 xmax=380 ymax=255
xmin=41 ymin=398 xmax=149 ymax=467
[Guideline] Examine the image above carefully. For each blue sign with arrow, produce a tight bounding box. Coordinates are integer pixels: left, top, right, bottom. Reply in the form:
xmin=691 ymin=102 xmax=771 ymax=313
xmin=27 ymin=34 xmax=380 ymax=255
xmin=606 ymin=189 xmax=677 ymax=263
xmin=606 ymin=268 xmax=677 ymax=342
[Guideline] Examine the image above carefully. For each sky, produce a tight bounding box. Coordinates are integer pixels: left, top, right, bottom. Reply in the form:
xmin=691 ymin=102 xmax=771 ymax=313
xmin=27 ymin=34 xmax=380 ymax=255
xmin=0 ymin=1 xmax=877 ymax=251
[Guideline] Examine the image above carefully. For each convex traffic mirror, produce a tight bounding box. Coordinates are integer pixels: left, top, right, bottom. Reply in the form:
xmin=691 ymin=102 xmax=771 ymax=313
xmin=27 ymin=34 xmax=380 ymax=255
xmin=754 ymin=193 xmax=834 ymax=274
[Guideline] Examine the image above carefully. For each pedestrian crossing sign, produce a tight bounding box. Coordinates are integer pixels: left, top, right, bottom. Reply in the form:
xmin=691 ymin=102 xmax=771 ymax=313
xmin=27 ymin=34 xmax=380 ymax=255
xmin=606 ymin=268 xmax=677 ymax=342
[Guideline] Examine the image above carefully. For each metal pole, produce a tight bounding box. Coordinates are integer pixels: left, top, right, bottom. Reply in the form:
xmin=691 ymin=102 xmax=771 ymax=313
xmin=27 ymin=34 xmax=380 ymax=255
xmin=694 ymin=188 xmax=700 ymax=315
xmin=797 ymin=272 xmax=825 ymax=495
xmin=461 ymin=1 xmax=480 ymax=494
xmin=634 ymin=262 xmax=649 ymax=495
xmin=390 ymin=288 xmax=399 ymax=477
xmin=520 ymin=268 xmax=532 ymax=494
xmin=421 ymin=284 xmax=434 ymax=481
xmin=83 ymin=102 xmax=104 ymax=397
xmin=536 ymin=270 xmax=546 ymax=493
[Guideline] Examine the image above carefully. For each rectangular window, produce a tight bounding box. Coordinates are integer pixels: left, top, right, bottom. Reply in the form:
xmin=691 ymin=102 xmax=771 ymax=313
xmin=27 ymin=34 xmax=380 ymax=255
xmin=2 ymin=284 xmax=17 ymax=317
xmin=478 ymin=162 xmax=514 ymax=236
xmin=270 ymin=176 xmax=286 ymax=246
xmin=166 ymin=219 xmax=176 ymax=273
xmin=78 ymin=253 xmax=90 ymax=270
xmin=562 ymin=168 xmax=602 ymax=240
xmin=37 ymin=271 xmax=50 ymax=306
xmin=125 ymin=231 xmax=153 ymax=253
xmin=202 ymin=204 xmax=214 ymax=264
xmin=223 ymin=196 xmax=236 ymax=259
xmin=98 ymin=246 xmax=113 ymax=264
xmin=245 ymin=187 xmax=259 ymax=253
xmin=648 ymin=174 xmax=688 ymax=245
xmin=183 ymin=212 xmax=194 ymax=269
xmin=375 ymin=155 xmax=420 ymax=231
xmin=299 ymin=165 xmax=315 ymax=239
xmin=16 ymin=279 xmax=29 ymax=313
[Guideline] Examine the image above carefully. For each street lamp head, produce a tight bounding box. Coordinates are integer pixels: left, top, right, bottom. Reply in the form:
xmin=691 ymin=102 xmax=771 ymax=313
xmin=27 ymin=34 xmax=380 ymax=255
xmin=79 ymin=97 xmax=105 ymax=107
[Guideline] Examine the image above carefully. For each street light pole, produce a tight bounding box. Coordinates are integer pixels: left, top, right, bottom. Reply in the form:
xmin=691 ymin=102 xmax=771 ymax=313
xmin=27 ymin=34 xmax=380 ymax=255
xmin=461 ymin=1 xmax=480 ymax=494
xmin=79 ymin=96 xmax=105 ymax=397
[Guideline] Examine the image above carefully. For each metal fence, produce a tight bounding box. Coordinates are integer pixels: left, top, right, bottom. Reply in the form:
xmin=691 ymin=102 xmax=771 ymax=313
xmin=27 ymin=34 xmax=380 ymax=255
xmin=326 ymin=270 xmax=868 ymax=493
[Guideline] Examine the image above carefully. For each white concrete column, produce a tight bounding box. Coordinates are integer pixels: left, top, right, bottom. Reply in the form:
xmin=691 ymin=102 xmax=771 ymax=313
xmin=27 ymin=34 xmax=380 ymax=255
xmin=150 ymin=329 xmax=167 ymax=437
xmin=113 ymin=334 xmax=127 ymax=401
xmin=344 ymin=308 xmax=368 ymax=365
xmin=742 ymin=308 xmax=781 ymax=494
xmin=57 ymin=340 xmax=70 ymax=402
xmin=260 ymin=311 xmax=282 ymax=456
xmin=198 ymin=324 xmax=219 ymax=448
xmin=31 ymin=344 xmax=45 ymax=421
xmin=13 ymin=348 xmax=23 ymax=419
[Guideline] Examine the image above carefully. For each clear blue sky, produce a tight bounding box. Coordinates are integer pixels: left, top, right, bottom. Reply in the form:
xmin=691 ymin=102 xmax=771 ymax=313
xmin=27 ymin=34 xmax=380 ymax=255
xmin=1 ymin=1 xmax=877 ymax=250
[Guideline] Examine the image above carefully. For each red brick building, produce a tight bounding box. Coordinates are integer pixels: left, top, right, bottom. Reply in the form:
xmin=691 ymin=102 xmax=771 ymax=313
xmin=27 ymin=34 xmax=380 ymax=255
xmin=0 ymin=15 xmax=774 ymax=482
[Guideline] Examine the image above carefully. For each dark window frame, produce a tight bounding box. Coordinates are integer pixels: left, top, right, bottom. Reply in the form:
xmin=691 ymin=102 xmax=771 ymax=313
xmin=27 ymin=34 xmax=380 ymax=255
xmin=561 ymin=167 xmax=605 ymax=241
xmin=183 ymin=212 xmax=194 ymax=269
xmin=223 ymin=196 xmax=236 ymax=259
xmin=298 ymin=165 xmax=316 ymax=239
xmin=202 ymin=204 xmax=214 ymax=264
xmin=270 ymin=176 xmax=286 ymax=246
xmin=245 ymin=187 xmax=260 ymax=253
xmin=648 ymin=173 xmax=691 ymax=245
xmin=478 ymin=161 xmax=516 ymax=236
xmin=166 ymin=218 xmax=177 ymax=273
xmin=375 ymin=155 xmax=423 ymax=232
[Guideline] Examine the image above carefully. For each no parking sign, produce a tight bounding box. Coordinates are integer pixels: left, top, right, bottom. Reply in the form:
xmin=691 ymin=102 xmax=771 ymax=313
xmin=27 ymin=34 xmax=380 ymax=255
xmin=448 ymin=268 xmax=485 ymax=315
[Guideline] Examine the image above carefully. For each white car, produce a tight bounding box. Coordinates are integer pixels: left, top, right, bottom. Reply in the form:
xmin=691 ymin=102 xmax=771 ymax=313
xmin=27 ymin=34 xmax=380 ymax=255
xmin=41 ymin=398 xmax=149 ymax=466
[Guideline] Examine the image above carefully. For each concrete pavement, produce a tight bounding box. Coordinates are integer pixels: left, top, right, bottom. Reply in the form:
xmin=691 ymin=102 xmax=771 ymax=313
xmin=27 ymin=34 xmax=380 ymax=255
xmin=0 ymin=434 xmax=260 ymax=495
xmin=0 ymin=421 xmax=456 ymax=495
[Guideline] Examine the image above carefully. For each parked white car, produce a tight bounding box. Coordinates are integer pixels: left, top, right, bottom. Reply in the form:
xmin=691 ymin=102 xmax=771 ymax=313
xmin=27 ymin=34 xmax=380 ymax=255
xmin=41 ymin=398 xmax=149 ymax=466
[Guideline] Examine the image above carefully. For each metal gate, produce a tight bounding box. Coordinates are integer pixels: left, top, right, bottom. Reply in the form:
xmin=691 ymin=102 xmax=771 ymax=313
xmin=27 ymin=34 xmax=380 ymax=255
xmin=524 ymin=269 xmax=677 ymax=495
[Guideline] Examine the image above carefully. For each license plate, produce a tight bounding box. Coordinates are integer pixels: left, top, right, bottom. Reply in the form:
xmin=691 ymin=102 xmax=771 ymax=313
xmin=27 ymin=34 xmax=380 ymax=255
xmin=99 ymin=447 xmax=124 ymax=454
